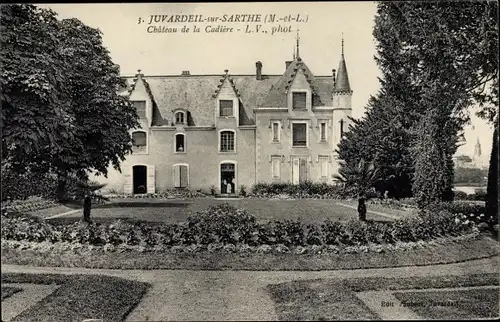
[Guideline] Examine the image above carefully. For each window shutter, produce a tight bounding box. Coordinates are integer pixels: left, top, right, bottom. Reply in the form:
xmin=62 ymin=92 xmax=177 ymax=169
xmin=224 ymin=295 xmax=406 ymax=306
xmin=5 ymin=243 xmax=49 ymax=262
xmin=320 ymin=157 xmax=328 ymax=178
xmin=272 ymin=158 xmax=281 ymax=178
xmin=173 ymin=165 xmax=180 ymax=188
xmin=124 ymin=166 xmax=133 ymax=194
xmin=180 ymin=165 xmax=188 ymax=188
xmin=147 ymin=165 xmax=155 ymax=193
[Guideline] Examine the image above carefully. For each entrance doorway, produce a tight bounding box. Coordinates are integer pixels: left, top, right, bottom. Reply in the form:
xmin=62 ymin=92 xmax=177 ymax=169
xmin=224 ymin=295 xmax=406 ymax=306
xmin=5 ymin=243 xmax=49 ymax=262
xmin=292 ymin=156 xmax=308 ymax=184
xmin=133 ymin=165 xmax=147 ymax=194
xmin=220 ymin=163 xmax=236 ymax=194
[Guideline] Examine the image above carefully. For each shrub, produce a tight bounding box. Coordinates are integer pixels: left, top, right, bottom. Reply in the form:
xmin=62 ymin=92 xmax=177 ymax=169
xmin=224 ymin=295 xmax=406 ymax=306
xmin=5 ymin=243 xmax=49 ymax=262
xmin=305 ymin=224 xmax=323 ymax=245
xmin=250 ymin=182 xmax=343 ymax=198
xmin=240 ymin=185 xmax=247 ymax=197
xmin=453 ymin=190 xmax=468 ymax=200
xmin=428 ymin=202 xmax=490 ymax=224
xmin=209 ymin=185 xmax=217 ymax=196
xmin=273 ymin=220 xmax=305 ymax=246
xmin=321 ymin=220 xmax=343 ymax=245
xmin=187 ymin=203 xmax=257 ymax=244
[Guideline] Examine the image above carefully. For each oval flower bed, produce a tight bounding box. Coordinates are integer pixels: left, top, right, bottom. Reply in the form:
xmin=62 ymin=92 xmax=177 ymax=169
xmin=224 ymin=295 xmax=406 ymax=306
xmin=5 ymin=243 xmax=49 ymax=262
xmin=0 ymin=203 xmax=481 ymax=256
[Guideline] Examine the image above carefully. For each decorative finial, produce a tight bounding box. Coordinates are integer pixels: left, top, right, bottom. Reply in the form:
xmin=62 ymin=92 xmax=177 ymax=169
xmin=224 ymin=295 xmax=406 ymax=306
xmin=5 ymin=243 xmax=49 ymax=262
xmin=224 ymin=69 xmax=229 ymax=75
xmin=137 ymin=69 xmax=141 ymax=74
xmin=341 ymin=33 xmax=344 ymax=56
xmin=296 ymin=28 xmax=300 ymax=59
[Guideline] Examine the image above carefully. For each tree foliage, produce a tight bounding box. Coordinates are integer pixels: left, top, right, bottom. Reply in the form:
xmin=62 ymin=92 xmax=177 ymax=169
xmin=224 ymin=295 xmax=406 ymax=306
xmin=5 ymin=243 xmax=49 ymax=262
xmin=1 ymin=4 xmax=139 ymax=180
xmin=337 ymin=90 xmax=415 ymax=198
xmin=333 ymin=159 xmax=381 ymax=198
xmin=340 ymin=1 xmax=498 ymax=206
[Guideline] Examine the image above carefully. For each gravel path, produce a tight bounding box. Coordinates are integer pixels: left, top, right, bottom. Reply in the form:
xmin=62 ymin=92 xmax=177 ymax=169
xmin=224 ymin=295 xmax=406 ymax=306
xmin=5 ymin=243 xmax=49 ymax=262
xmin=2 ymin=256 xmax=498 ymax=321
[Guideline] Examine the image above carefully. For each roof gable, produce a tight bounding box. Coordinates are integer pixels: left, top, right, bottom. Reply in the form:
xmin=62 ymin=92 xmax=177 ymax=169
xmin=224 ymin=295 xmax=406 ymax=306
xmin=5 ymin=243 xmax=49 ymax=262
xmin=213 ymin=70 xmax=241 ymax=99
xmin=260 ymin=58 xmax=329 ymax=108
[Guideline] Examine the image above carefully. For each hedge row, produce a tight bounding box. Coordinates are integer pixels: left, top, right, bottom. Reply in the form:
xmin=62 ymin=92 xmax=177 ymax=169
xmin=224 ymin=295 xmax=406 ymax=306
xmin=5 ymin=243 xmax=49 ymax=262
xmin=104 ymin=189 xmax=208 ymax=199
xmin=1 ymin=204 xmax=476 ymax=248
xmin=250 ymin=182 xmax=345 ymax=199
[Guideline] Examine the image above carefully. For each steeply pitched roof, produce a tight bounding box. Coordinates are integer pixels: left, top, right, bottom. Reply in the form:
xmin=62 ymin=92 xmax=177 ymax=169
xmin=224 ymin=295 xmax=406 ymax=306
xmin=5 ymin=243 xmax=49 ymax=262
xmin=123 ymin=63 xmax=335 ymax=126
xmin=123 ymin=74 xmax=278 ymax=126
xmin=259 ymin=58 xmax=333 ymax=108
xmin=334 ymin=54 xmax=351 ymax=93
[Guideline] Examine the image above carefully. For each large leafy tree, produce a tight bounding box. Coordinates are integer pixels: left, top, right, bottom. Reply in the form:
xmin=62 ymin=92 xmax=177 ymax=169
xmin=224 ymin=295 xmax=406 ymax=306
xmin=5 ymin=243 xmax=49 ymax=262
xmin=1 ymin=4 xmax=139 ymax=198
xmin=1 ymin=5 xmax=73 ymax=166
xmin=337 ymin=90 xmax=415 ymax=199
xmin=369 ymin=1 xmax=498 ymax=207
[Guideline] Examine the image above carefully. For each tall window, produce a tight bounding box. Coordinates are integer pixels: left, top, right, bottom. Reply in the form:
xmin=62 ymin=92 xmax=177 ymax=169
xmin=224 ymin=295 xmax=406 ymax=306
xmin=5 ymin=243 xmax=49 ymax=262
xmin=320 ymin=122 xmax=327 ymax=141
xmin=131 ymin=131 xmax=147 ymax=152
xmin=175 ymin=133 xmax=185 ymax=153
xmin=220 ymin=131 xmax=235 ymax=152
xmin=219 ymin=100 xmax=234 ymax=117
xmin=319 ymin=156 xmax=329 ymax=178
xmin=292 ymin=92 xmax=307 ymax=110
xmin=272 ymin=121 xmax=280 ymax=142
xmin=175 ymin=111 xmax=185 ymax=124
xmin=292 ymin=123 xmax=307 ymax=147
xmin=132 ymin=101 xmax=146 ymax=118
xmin=272 ymin=156 xmax=281 ymax=179
xmin=340 ymin=119 xmax=345 ymax=138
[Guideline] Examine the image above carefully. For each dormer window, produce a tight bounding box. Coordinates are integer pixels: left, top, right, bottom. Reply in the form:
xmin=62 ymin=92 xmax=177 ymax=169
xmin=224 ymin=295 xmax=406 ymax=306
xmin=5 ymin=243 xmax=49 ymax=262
xmin=292 ymin=92 xmax=307 ymax=110
xmin=219 ymin=100 xmax=234 ymax=117
xmin=132 ymin=101 xmax=146 ymax=118
xmin=175 ymin=111 xmax=186 ymax=125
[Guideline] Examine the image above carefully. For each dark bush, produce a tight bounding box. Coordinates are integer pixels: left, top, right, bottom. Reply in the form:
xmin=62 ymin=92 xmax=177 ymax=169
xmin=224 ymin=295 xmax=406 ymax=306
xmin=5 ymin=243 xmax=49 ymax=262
xmin=187 ymin=203 xmax=257 ymax=244
xmin=251 ymin=182 xmax=343 ymax=198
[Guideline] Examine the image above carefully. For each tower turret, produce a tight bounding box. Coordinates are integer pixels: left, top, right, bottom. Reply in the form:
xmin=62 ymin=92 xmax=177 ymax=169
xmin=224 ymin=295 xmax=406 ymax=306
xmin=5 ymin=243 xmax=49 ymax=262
xmin=332 ymin=34 xmax=353 ymax=153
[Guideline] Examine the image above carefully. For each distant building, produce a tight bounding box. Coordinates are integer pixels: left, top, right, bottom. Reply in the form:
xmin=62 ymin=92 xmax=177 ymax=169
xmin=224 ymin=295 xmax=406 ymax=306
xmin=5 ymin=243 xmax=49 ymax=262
xmin=454 ymin=137 xmax=488 ymax=169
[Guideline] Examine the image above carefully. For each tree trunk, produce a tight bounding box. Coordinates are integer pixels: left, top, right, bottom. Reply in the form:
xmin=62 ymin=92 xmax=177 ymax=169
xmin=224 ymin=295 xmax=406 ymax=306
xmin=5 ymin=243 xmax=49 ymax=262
xmin=83 ymin=195 xmax=92 ymax=223
xmin=358 ymin=197 xmax=367 ymax=221
xmin=56 ymin=171 xmax=68 ymax=201
xmin=486 ymin=125 xmax=498 ymax=226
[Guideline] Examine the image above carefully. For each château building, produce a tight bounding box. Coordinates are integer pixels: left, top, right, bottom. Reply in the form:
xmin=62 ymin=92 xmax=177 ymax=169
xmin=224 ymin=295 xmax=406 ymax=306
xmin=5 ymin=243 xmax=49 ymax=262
xmin=95 ymin=38 xmax=353 ymax=194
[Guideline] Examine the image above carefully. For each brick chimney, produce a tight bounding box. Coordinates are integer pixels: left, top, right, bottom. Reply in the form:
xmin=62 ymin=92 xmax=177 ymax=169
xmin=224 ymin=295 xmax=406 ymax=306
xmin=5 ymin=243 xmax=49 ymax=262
xmin=285 ymin=61 xmax=293 ymax=70
xmin=181 ymin=70 xmax=190 ymax=76
xmin=256 ymin=61 xmax=262 ymax=80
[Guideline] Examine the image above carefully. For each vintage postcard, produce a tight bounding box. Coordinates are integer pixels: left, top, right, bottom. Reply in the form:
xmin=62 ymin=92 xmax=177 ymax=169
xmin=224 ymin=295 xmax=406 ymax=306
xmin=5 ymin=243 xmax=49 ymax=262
xmin=1 ymin=2 xmax=498 ymax=321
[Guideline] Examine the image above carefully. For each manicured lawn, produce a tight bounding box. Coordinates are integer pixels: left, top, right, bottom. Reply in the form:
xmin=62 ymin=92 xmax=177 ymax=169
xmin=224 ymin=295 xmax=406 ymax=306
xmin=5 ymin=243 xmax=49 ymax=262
xmin=1 ymin=273 xmax=149 ymax=321
xmin=28 ymin=204 xmax=79 ymax=219
xmin=2 ymin=235 xmax=498 ymax=270
xmin=1 ymin=286 xmax=22 ymax=300
xmin=267 ymin=273 xmax=499 ymax=320
xmin=393 ymin=288 xmax=499 ymax=319
xmin=44 ymin=198 xmax=394 ymax=225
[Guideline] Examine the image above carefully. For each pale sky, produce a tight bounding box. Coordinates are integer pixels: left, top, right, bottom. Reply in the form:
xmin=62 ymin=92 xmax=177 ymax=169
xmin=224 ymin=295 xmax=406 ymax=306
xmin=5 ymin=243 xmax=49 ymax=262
xmin=41 ymin=2 xmax=494 ymax=160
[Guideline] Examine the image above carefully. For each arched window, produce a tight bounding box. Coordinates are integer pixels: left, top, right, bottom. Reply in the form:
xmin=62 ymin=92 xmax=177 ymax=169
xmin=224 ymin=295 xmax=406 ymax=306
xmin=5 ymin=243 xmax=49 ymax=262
xmin=175 ymin=133 xmax=186 ymax=153
xmin=219 ymin=130 xmax=235 ymax=152
xmin=339 ymin=119 xmax=345 ymax=138
xmin=175 ymin=111 xmax=186 ymax=125
xmin=131 ymin=131 xmax=147 ymax=153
